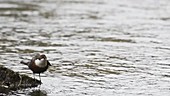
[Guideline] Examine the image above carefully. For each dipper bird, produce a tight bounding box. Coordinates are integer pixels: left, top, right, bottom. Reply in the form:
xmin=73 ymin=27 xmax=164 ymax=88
xmin=20 ymin=53 xmax=51 ymax=82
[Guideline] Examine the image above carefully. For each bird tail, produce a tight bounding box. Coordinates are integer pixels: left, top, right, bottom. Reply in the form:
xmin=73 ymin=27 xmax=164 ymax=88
xmin=20 ymin=61 xmax=29 ymax=65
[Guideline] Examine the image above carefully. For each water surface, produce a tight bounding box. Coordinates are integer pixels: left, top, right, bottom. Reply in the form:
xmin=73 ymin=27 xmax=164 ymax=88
xmin=0 ymin=0 xmax=170 ymax=96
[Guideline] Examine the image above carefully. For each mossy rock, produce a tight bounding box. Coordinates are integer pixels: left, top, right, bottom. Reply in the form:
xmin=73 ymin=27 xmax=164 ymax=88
xmin=0 ymin=66 xmax=41 ymax=94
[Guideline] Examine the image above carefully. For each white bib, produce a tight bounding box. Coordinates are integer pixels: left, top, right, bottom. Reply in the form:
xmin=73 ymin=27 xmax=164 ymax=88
xmin=35 ymin=59 xmax=47 ymax=67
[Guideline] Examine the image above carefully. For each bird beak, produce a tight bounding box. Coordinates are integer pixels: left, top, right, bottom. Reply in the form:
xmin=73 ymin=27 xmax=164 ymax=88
xmin=47 ymin=61 xmax=51 ymax=66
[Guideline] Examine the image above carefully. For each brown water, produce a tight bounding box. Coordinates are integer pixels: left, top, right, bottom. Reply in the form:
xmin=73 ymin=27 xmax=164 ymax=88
xmin=1 ymin=0 xmax=170 ymax=96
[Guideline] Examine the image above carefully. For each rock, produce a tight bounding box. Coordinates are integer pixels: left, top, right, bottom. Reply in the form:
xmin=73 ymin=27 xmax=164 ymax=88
xmin=0 ymin=65 xmax=41 ymax=94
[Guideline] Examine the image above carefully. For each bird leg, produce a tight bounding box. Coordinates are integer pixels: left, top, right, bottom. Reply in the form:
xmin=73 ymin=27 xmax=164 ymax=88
xmin=39 ymin=73 xmax=41 ymax=83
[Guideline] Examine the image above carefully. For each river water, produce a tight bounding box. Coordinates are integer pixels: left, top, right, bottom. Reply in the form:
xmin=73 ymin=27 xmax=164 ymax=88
xmin=0 ymin=0 xmax=170 ymax=96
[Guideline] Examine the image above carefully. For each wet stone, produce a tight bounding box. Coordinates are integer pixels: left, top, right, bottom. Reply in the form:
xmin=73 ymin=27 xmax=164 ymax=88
xmin=0 ymin=65 xmax=41 ymax=94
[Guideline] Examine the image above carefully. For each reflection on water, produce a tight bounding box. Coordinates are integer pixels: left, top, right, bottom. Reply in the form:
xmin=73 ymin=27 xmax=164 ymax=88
xmin=1 ymin=0 xmax=170 ymax=96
